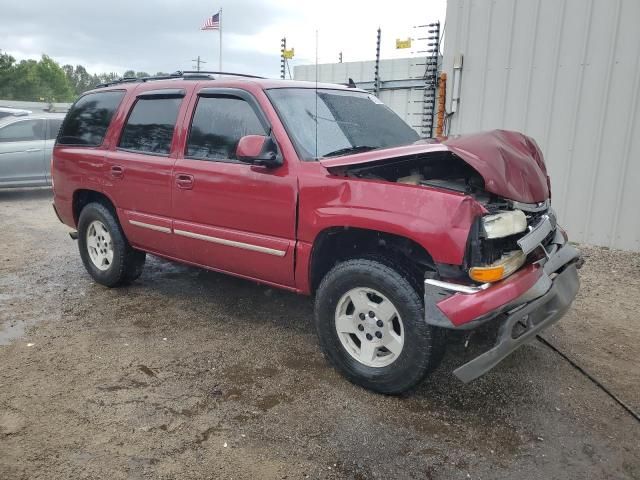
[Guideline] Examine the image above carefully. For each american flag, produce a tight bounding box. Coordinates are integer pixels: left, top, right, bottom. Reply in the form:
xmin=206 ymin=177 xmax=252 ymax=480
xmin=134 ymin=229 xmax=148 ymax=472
xmin=201 ymin=12 xmax=220 ymax=30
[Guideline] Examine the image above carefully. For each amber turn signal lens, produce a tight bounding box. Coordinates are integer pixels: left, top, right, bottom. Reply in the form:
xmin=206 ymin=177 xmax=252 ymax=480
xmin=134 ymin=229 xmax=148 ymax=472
xmin=468 ymin=251 xmax=526 ymax=283
xmin=468 ymin=265 xmax=506 ymax=283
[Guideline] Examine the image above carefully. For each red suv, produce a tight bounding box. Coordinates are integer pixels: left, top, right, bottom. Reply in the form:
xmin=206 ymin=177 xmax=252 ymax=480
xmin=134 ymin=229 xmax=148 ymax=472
xmin=52 ymin=72 xmax=581 ymax=394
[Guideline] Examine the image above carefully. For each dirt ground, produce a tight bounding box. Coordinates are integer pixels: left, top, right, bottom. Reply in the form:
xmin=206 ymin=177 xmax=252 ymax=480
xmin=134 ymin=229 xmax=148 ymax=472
xmin=0 ymin=188 xmax=638 ymax=480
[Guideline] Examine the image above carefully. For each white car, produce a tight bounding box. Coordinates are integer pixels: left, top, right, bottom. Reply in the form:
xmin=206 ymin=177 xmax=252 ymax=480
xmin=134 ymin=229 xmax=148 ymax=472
xmin=0 ymin=112 xmax=66 ymax=187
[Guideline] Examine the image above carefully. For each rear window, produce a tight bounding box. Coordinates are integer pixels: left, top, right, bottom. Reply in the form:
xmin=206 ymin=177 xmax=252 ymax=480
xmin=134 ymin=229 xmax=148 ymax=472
xmin=47 ymin=119 xmax=63 ymax=140
xmin=118 ymin=97 xmax=182 ymax=155
xmin=57 ymin=90 xmax=125 ymax=146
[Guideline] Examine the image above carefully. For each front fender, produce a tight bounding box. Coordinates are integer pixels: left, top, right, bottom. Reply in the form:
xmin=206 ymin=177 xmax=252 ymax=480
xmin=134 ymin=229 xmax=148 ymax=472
xmin=298 ymin=167 xmax=486 ymax=266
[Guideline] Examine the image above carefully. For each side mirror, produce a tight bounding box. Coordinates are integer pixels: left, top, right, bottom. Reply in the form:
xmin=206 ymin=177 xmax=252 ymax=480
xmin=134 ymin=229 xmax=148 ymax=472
xmin=236 ymin=135 xmax=282 ymax=169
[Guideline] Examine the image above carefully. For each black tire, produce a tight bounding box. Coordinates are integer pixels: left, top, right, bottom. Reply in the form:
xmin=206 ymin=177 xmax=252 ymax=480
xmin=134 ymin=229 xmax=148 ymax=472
xmin=315 ymin=258 xmax=445 ymax=395
xmin=77 ymin=202 xmax=146 ymax=287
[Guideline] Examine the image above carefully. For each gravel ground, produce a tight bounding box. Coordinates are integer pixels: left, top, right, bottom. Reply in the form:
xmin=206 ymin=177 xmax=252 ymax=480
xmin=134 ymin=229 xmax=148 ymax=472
xmin=0 ymin=188 xmax=638 ymax=480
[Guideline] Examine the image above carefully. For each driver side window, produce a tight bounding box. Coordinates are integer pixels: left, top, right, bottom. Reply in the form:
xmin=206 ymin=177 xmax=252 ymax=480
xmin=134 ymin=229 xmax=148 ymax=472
xmin=0 ymin=119 xmax=45 ymax=143
xmin=186 ymin=96 xmax=266 ymax=162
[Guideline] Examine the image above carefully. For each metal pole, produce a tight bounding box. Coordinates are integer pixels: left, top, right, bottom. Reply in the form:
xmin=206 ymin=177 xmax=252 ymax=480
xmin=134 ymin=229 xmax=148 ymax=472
xmin=374 ymin=27 xmax=381 ymax=96
xmin=219 ymin=8 xmax=222 ymax=71
xmin=280 ymin=37 xmax=286 ymax=79
xmin=192 ymin=56 xmax=207 ymax=71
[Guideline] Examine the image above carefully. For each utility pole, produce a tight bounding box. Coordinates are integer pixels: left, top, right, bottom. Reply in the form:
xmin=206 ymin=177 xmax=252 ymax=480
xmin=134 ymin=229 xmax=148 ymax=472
xmin=280 ymin=37 xmax=287 ymax=80
xmin=191 ymin=56 xmax=207 ymax=72
xmin=374 ymin=28 xmax=381 ymax=96
xmin=339 ymin=51 xmax=343 ymax=63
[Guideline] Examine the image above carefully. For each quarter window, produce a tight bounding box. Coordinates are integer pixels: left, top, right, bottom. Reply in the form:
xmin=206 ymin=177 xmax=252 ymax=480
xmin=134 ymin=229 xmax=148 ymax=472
xmin=0 ymin=119 xmax=45 ymax=142
xmin=186 ymin=96 xmax=266 ymax=161
xmin=57 ymin=90 xmax=125 ymax=146
xmin=119 ymin=97 xmax=182 ymax=155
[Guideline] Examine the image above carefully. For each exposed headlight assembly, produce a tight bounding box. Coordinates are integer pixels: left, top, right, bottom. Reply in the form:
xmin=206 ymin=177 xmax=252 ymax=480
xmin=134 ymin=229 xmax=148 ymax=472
xmin=482 ymin=210 xmax=527 ymax=239
xmin=469 ymin=250 xmax=527 ymax=283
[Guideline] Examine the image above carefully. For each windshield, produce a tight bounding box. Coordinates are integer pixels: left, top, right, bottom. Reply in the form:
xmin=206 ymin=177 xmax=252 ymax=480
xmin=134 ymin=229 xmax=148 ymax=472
xmin=267 ymin=88 xmax=419 ymax=160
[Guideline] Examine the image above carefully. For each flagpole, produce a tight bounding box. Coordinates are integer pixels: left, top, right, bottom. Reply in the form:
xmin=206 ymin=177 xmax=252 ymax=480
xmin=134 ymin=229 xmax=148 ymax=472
xmin=219 ymin=8 xmax=222 ymax=71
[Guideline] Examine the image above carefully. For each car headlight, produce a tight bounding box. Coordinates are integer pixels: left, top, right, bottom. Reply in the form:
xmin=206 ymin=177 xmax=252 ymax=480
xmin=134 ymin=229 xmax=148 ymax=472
xmin=482 ymin=210 xmax=527 ymax=239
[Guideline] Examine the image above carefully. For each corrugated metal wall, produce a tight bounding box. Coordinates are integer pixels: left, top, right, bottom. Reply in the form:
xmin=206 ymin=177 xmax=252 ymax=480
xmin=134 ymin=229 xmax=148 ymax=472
xmin=294 ymin=58 xmax=426 ymax=134
xmin=443 ymin=0 xmax=640 ymax=251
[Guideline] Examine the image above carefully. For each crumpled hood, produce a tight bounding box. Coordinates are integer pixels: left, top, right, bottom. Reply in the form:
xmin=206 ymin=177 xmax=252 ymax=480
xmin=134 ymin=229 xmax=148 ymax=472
xmin=319 ymin=129 xmax=550 ymax=203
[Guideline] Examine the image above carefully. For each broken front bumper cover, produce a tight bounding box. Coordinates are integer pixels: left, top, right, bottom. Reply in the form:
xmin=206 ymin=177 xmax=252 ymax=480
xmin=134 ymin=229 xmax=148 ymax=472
xmin=453 ymin=261 xmax=579 ymax=382
xmin=424 ymin=222 xmax=581 ymax=382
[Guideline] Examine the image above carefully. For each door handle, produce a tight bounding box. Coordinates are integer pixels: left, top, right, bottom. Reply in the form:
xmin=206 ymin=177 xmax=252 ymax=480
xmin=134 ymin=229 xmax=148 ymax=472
xmin=25 ymin=148 xmax=41 ymax=153
xmin=175 ymin=173 xmax=194 ymax=189
xmin=110 ymin=165 xmax=124 ymax=179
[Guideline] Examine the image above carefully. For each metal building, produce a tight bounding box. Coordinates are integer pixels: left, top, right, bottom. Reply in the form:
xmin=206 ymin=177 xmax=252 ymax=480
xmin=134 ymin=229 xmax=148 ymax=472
xmin=294 ymin=58 xmax=431 ymax=135
xmin=442 ymin=0 xmax=640 ymax=251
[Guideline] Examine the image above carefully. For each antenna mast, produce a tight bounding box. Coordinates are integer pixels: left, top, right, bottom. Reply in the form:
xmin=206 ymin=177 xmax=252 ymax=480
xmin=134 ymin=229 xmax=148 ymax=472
xmin=315 ymin=30 xmax=318 ymax=159
xmin=374 ymin=27 xmax=381 ymax=97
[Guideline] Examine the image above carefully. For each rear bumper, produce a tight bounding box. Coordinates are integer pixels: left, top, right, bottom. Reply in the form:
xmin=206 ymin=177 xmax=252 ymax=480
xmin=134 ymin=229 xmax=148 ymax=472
xmin=423 ymin=223 xmax=582 ymax=382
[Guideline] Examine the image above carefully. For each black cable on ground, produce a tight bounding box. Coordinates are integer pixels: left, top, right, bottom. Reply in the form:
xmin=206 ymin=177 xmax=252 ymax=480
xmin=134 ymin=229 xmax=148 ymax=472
xmin=536 ymin=335 xmax=640 ymax=423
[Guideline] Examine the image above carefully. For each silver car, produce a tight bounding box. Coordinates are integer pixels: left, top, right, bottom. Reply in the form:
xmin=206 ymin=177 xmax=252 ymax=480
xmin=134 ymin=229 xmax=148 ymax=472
xmin=0 ymin=113 xmax=66 ymax=187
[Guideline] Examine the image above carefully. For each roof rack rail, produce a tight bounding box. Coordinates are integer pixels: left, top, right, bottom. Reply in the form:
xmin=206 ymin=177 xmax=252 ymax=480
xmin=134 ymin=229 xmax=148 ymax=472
xmin=95 ymin=70 xmax=265 ymax=89
xmin=180 ymin=70 xmax=266 ymax=79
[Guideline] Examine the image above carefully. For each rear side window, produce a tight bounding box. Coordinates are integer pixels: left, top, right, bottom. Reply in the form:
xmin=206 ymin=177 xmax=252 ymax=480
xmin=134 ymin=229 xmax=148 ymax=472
xmin=118 ymin=98 xmax=182 ymax=155
xmin=47 ymin=119 xmax=63 ymax=140
xmin=186 ymin=96 xmax=266 ymax=161
xmin=57 ymin=90 xmax=125 ymax=146
xmin=0 ymin=119 xmax=45 ymax=142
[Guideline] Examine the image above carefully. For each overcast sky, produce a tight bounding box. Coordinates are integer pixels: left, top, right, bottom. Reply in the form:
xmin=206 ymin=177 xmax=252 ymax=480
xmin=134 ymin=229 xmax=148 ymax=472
xmin=0 ymin=0 xmax=446 ymax=77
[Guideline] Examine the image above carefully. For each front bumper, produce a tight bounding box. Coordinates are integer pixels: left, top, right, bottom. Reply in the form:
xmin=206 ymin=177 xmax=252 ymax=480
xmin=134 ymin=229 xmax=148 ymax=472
xmin=453 ymin=260 xmax=579 ymax=382
xmin=423 ymin=217 xmax=582 ymax=382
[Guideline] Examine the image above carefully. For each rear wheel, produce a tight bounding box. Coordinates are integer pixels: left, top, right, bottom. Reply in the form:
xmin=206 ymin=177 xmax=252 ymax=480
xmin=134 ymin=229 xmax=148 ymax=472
xmin=77 ymin=202 xmax=145 ymax=287
xmin=314 ymin=258 xmax=444 ymax=394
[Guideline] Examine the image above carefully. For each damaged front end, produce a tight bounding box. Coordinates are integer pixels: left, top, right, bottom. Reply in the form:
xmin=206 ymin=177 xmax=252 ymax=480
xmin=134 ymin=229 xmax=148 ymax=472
xmin=421 ymin=189 xmax=582 ymax=383
xmin=321 ymin=130 xmax=582 ymax=382
xmin=424 ymin=211 xmax=582 ymax=383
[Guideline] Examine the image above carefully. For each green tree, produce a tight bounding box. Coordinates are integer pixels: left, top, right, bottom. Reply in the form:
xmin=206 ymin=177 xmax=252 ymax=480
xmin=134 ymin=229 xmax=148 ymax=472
xmin=63 ymin=64 xmax=97 ymax=95
xmin=37 ymin=55 xmax=75 ymax=101
xmin=0 ymin=53 xmax=75 ymax=101
xmin=95 ymin=72 xmax=119 ymax=86
xmin=0 ymin=51 xmax=17 ymax=98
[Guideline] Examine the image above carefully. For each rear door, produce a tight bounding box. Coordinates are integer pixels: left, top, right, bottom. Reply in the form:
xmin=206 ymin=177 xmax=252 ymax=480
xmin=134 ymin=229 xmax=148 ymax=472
xmin=0 ymin=118 xmax=46 ymax=186
xmin=103 ymin=87 xmax=189 ymax=257
xmin=171 ymin=87 xmax=297 ymax=288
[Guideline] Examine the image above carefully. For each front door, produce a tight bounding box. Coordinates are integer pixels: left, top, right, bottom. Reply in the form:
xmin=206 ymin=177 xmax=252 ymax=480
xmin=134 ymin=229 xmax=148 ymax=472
xmin=103 ymin=87 xmax=189 ymax=257
xmin=171 ymin=88 xmax=297 ymax=288
xmin=0 ymin=118 xmax=46 ymax=187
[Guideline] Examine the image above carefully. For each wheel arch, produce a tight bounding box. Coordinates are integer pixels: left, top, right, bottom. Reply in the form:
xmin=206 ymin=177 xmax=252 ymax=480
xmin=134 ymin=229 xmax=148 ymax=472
xmin=308 ymin=226 xmax=436 ymax=295
xmin=72 ymin=189 xmax=118 ymax=225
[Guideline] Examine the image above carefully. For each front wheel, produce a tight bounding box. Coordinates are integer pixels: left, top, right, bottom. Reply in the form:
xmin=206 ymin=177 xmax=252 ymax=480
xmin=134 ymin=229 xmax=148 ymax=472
xmin=77 ymin=202 xmax=146 ymax=287
xmin=314 ymin=258 xmax=444 ymax=394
